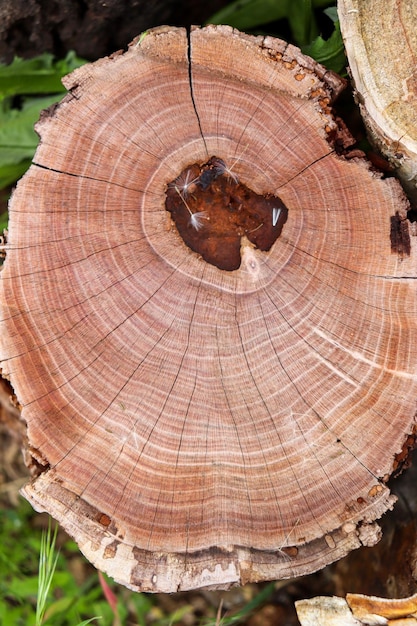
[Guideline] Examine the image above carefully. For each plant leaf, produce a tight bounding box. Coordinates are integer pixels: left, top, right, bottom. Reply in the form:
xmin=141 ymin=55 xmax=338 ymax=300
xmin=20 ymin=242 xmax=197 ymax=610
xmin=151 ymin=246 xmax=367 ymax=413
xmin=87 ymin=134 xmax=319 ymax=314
xmin=302 ymin=19 xmax=346 ymax=73
xmin=0 ymin=50 xmax=86 ymax=192
xmin=42 ymin=595 xmax=74 ymax=622
xmin=288 ymin=0 xmax=319 ymax=46
xmin=0 ymin=159 xmax=32 ymax=189
xmin=203 ymin=581 xmax=276 ymax=625
xmin=98 ymin=571 xmax=118 ymax=615
xmin=0 ymin=51 xmax=85 ymax=100
xmin=206 ymin=0 xmax=336 ymax=31
xmin=36 ymin=520 xmax=59 ymax=626
xmin=0 ymin=95 xmax=59 ymax=164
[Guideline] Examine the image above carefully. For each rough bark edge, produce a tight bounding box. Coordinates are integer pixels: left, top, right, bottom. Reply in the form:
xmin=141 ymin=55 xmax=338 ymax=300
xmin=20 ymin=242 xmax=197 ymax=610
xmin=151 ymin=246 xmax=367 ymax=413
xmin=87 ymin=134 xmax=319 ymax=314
xmin=338 ymin=1 xmax=417 ymax=207
xmin=296 ymin=591 xmax=417 ymax=625
xmin=22 ymin=472 xmax=395 ymax=592
xmin=192 ymin=24 xmax=346 ymax=102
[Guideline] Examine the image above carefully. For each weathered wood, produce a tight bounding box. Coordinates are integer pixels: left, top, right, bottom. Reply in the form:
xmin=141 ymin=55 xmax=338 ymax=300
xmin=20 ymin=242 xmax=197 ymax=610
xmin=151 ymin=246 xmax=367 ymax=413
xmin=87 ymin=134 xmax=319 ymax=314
xmin=296 ymin=591 xmax=417 ymax=625
xmin=338 ymin=0 xmax=417 ymax=206
xmin=1 ymin=25 xmax=417 ymax=592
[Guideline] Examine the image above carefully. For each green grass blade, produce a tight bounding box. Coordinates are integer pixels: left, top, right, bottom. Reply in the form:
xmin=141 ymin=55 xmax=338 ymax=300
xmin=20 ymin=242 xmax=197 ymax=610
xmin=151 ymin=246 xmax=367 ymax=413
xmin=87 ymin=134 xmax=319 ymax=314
xmin=204 ymin=581 xmax=276 ymax=625
xmin=35 ymin=519 xmax=60 ymax=626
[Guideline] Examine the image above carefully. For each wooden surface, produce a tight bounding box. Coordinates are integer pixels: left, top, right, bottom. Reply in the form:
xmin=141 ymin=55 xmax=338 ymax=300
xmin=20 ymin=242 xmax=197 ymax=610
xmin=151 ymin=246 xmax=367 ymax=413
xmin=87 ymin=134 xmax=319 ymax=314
xmin=1 ymin=25 xmax=417 ymax=592
xmin=296 ymin=591 xmax=417 ymax=625
xmin=338 ymin=0 xmax=417 ymax=205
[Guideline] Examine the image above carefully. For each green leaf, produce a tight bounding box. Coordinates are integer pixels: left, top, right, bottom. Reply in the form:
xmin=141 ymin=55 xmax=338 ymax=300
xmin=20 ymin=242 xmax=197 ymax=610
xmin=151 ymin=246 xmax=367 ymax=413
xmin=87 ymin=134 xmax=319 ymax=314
xmin=0 ymin=50 xmax=86 ymax=191
xmin=206 ymin=0 xmax=336 ymax=31
xmin=0 ymin=95 xmax=62 ymax=189
xmin=288 ymin=0 xmax=319 ymax=46
xmin=203 ymin=581 xmax=276 ymax=625
xmin=302 ymin=19 xmax=346 ymax=73
xmin=43 ymin=595 xmax=75 ymax=622
xmin=0 ymin=599 xmax=36 ymax=624
xmin=0 ymin=93 xmax=61 ymax=189
xmin=323 ymin=5 xmax=339 ymax=21
xmin=4 ymin=574 xmax=39 ymax=601
xmin=0 ymin=94 xmax=59 ymax=164
xmin=167 ymin=604 xmax=195 ymax=623
xmin=0 ymin=51 xmax=85 ymax=100
xmin=36 ymin=520 xmax=60 ymax=626
xmin=0 ymin=159 xmax=32 ymax=189
xmin=0 ymin=212 xmax=8 ymax=231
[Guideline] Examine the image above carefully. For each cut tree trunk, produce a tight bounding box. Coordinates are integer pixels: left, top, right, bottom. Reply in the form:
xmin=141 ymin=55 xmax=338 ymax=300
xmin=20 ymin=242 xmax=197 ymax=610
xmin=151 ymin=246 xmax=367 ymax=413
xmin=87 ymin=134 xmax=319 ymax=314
xmin=338 ymin=0 xmax=417 ymax=207
xmin=1 ymin=25 xmax=417 ymax=593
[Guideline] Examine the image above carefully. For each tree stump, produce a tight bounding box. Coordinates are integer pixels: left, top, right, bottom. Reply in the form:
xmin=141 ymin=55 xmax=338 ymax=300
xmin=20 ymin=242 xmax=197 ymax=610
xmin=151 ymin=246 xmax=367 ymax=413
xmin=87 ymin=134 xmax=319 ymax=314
xmin=338 ymin=0 xmax=417 ymax=206
xmin=1 ymin=25 xmax=417 ymax=592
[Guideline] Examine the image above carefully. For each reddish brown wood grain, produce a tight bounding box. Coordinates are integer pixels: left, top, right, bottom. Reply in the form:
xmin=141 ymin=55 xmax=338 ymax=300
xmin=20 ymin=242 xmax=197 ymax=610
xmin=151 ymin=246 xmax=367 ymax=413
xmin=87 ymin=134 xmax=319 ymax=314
xmin=1 ymin=25 xmax=416 ymax=592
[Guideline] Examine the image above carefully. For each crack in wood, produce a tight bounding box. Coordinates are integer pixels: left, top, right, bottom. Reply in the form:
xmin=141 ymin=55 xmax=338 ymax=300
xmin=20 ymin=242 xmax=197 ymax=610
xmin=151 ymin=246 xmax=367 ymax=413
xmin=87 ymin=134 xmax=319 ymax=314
xmin=186 ymin=27 xmax=208 ymax=158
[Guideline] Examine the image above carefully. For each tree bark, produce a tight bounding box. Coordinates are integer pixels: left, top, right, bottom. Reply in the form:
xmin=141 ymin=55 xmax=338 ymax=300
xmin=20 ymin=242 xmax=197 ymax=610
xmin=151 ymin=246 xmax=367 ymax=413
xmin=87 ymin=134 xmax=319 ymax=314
xmin=338 ymin=0 xmax=417 ymax=207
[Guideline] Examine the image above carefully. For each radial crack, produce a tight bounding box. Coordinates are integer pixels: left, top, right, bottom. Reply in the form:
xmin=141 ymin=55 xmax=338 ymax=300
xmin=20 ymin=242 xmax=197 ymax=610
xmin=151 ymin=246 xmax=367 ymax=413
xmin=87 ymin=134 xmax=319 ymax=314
xmin=186 ymin=28 xmax=209 ymax=157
